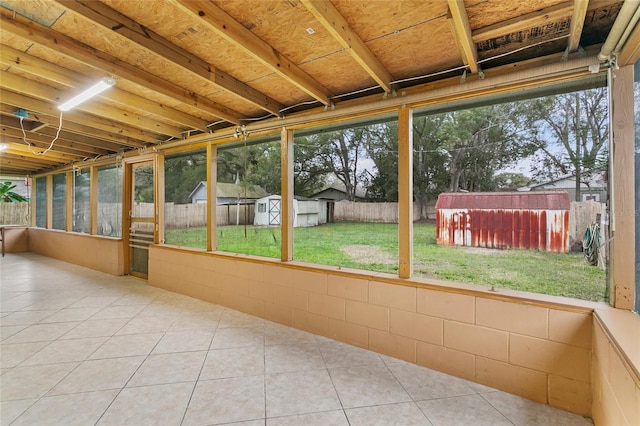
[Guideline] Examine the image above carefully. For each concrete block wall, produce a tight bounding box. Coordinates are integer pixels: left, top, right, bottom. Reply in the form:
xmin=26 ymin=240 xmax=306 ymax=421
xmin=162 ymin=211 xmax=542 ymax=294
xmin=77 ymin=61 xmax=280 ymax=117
xmin=149 ymin=245 xmax=594 ymax=417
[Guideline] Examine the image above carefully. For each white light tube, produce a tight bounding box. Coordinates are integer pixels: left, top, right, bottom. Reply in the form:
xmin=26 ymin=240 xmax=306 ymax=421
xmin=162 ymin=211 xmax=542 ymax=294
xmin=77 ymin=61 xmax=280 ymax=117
xmin=58 ymin=77 xmax=115 ymax=111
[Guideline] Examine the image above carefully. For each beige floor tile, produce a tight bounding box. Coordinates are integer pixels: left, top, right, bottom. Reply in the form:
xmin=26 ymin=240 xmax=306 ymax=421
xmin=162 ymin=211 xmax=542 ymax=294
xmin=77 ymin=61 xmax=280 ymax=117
xmin=89 ymin=332 xmax=163 ymax=359
xmin=108 ymin=293 xmax=156 ymax=306
xmin=345 ymin=402 xmax=432 ymax=425
xmin=39 ymin=307 xmax=101 ymax=323
xmin=168 ymin=312 xmax=222 ymax=331
xmin=265 ymin=370 xmax=341 ymax=418
xmin=1 ymin=300 xmax=35 ymax=312
xmin=115 ymin=315 xmax=175 ymax=335
xmin=0 ymin=325 xmax=28 ymax=341
xmin=0 ymin=362 xmax=78 ymax=400
xmin=265 ymin=342 xmax=326 ymax=374
xmin=11 ymin=389 xmax=118 ymax=426
xmin=329 ymin=364 xmax=412 ymax=409
xmin=0 ymin=398 xmax=38 ymax=425
xmin=20 ymin=298 xmax=79 ymax=311
xmin=200 ymin=346 xmax=265 ymax=380
xmin=211 ymin=326 xmax=265 ymax=349
xmin=68 ymin=296 xmax=121 ymax=309
xmin=0 ymin=310 xmax=59 ymax=326
xmin=152 ymin=329 xmax=214 ymax=354
xmin=218 ymin=311 xmax=265 ymax=328
xmin=317 ymin=339 xmax=383 ymax=369
xmin=21 ymin=336 xmax=107 ymax=366
xmin=97 ymin=382 xmax=195 ymax=426
xmin=481 ymin=391 xmax=594 ymax=426
xmin=0 ymin=341 xmax=49 ymax=368
xmin=90 ymin=304 xmax=146 ymax=320
xmin=418 ymin=394 xmax=511 ymax=426
xmin=127 ymin=351 xmax=207 ymax=387
xmin=48 ymin=356 xmax=145 ymax=395
xmin=183 ymin=376 xmax=265 ymax=425
xmin=387 ymin=361 xmax=476 ymax=400
xmin=2 ymin=322 xmax=80 ymax=344
xmin=264 ymin=323 xmax=317 ymax=346
xmin=267 ymin=410 xmax=349 ymax=426
xmin=59 ymin=318 xmax=129 ymax=339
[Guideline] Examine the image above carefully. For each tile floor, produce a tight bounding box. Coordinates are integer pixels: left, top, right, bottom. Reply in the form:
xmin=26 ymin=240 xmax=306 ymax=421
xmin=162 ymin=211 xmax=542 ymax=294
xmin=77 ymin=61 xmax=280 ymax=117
xmin=0 ymin=253 xmax=594 ymax=425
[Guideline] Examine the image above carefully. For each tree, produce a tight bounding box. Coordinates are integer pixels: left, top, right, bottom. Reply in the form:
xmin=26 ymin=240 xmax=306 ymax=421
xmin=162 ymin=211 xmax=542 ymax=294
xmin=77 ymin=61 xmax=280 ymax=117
xmin=0 ymin=181 xmax=27 ymax=202
xmin=524 ymin=88 xmax=608 ymax=201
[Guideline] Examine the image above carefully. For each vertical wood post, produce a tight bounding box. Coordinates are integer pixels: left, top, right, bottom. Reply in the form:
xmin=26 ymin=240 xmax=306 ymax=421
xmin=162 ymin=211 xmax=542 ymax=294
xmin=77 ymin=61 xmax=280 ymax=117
xmin=610 ymin=65 xmax=636 ymax=309
xmin=65 ymin=172 xmax=73 ymax=232
xmin=281 ymin=128 xmax=294 ymax=261
xmin=46 ymin=175 xmax=52 ymax=229
xmin=207 ymin=143 xmax=218 ymax=251
xmin=156 ymin=154 xmax=165 ymax=244
xmin=90 ymin=166 xmax=98 ymax=235
xmin=398 ymin=106 xmax=413 ymax=278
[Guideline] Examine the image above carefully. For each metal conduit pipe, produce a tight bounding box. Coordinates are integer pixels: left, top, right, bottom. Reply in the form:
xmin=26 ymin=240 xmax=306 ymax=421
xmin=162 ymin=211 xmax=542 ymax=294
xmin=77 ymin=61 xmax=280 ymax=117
xmin=598 ymin=0 xmax=640 ymax=61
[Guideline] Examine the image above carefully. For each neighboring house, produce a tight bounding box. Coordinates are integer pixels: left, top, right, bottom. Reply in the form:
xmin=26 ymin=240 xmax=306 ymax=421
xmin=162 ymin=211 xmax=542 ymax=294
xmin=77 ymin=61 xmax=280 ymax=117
xmin=189 ymin=182 xmax=268 ymax=205
xmin=518 ymin=172 xmax=608 ymax=202
xmin=254 ymin=195 xmax=319 ymax=227
xmin=0 ymin=176 xmax=31 ymax=200
xmin=309 ymin=182 xmax=367 ymax=201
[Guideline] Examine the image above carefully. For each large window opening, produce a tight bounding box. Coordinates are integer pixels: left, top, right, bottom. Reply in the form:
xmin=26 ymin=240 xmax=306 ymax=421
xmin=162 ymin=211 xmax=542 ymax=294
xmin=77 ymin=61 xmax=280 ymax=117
xmin=73 ymin=168 xmax=90 ymax=233
xmin=35 ymin=176 xmax=46 ymax=228
xmin=215 ymin=139 xmax=281 ymax=258
xmin=51 ymin=173 xmax=66 ymax=230
xmin=164 ymin=149 xmax=207 ymax=248
xmin=293 ymin=119 xmax=399 ymax=273
xmin=412 ymin=87 xmax=609 ymax=302
xmin=97 ymin=164 xmax=122 ymax=238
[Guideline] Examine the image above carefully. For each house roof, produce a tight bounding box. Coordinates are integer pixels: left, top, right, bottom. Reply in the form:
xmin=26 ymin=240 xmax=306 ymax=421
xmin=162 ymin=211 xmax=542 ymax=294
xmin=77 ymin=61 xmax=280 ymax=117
xmin=435 ymin=191 xmax=571 ymax=210
xmin=189 ymin=182 xmax=268 ymax=200
xmin=0 ymin=0 xmax=635 ymax=176
xmin=311 ymin=182 xmax=367 ymax=199
xmin=518 ymin=171 xmax=608 ymax=191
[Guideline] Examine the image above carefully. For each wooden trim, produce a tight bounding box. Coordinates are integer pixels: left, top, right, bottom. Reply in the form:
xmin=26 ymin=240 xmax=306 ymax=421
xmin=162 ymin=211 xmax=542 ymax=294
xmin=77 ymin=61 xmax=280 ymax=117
xmin=281 ymin=128 xmax=294 ymax=261
xmin=398 ymin=106 xmax=413 ymax=279
xmin=618 ymin=19 xmax=640 ymax=66
xmin=90 ymin=165 xmax=98 ymax=235
xmin=156 ymin=153 xmax=164 ymax=245
xmin=207 ymin=144 xmax=217 ymax=252
xmin=65 ymin=171 xmax=73 ymax=232
xmin=447 ymin=0 xmax=478 ymax=74
xmin=609 ymin=65 xmax=636 ymax=309
xmin=30 ymin=179 xmax=36 ymax=227
xmin=567 ymin=0 xmax=589 ymax=52
xmin=300 ymin=0 xmax=392 ymax=93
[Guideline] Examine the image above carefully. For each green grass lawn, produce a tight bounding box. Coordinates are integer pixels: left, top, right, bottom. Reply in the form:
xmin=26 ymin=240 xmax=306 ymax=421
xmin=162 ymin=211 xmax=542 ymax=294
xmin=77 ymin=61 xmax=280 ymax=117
xmin=165 ymin=222 xmax=607 ymax=302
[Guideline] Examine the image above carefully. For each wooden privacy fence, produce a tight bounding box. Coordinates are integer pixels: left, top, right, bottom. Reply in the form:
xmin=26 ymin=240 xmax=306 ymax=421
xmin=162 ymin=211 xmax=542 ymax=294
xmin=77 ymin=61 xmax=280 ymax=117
xmin=165 ymin=203 xmax=255 ymax=228
xmin=0 ymin=202 xmax=30 ymax=225
xmin=334 ymin=200 xmax=435 ymax=223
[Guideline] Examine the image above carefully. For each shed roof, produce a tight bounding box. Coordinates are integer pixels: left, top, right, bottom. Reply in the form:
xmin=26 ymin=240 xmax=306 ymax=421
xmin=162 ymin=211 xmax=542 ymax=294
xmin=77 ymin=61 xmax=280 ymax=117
xmin=435 ymin=191 xmax=570 ymax=210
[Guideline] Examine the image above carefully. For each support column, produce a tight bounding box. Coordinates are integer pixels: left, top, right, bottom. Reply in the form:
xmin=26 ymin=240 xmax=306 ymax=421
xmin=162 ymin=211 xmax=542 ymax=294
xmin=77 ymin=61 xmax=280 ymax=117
xmin=281 ymin=128 xmax=294 ymax=261
xmin=65 ymin=171 xmax=73 ymax=232
xmin=90 ymin=166 xmax=98 ymax=235
xmin=156 ymin=154 xmax=165 ymax=244
xmin=207 ymin=143 xmax=217 ymax=251
xmin=398 ymin=106 xmax=413 ymax=278
xmin=610 ymin=64 xmax=636 ymax=309
xmin=46 ymin=175 xmax=52 ymax=229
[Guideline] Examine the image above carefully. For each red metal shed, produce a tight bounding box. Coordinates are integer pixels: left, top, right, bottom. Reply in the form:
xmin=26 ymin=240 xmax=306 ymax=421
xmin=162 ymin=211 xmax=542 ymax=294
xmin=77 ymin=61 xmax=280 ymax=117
xmin=435 ymin=191 xmax=570 ymax=253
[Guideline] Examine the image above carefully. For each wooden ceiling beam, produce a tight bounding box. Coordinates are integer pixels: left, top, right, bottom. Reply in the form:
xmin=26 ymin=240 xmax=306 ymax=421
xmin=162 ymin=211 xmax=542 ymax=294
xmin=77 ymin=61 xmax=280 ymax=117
xmin=0 ymin=45 xmax=210 ymax=132
xmin=472 ymin=4 xmax=574 ymax=43
xmin=447 ymin=0 xmax=479 ymax=74
xmin=0 ymin=98 xmax=145 ymax=149
xmin=0 ymin=70 xmax=181 ymax=138
xmin=173 ymin=0 xmax=333 ymax=106
xmin=0 ymin=10 xmax=242 ymax=125
xmin=0 ymin=152 xmax=66 ymax=167
xmin=3 ymin=143 xmax=82 ymax=162
xmin=55 ymin=0 xmax=283 ymax=117
xmin=567 ymin=0 xmax=589 ymax=52
xmin=1 ymin=126 xmax=111 ymax=157
xmin=300 ymin=0 xmax=392 ymax=93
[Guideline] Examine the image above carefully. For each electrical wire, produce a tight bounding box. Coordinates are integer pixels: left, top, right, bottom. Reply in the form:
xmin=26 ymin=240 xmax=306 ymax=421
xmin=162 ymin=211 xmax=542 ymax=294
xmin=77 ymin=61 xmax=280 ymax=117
xmin=19 ymin=111 xmax=64 ymax=156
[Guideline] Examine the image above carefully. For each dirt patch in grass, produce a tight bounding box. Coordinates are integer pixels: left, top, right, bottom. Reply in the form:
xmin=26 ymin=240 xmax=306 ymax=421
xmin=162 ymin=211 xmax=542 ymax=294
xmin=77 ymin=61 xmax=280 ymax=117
xmin=342 ymin=245 xmax=396 ymax=264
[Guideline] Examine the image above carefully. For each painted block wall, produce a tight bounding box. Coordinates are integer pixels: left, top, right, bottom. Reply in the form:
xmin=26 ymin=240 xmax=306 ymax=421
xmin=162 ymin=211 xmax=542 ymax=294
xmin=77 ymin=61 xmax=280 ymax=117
xmin=1 ymin=226 xmax=28 ymax=253
xmin=149 ymin=245 xmax=595 ymax=417
xmin=28 ymin=228 xmax=124 ymax=275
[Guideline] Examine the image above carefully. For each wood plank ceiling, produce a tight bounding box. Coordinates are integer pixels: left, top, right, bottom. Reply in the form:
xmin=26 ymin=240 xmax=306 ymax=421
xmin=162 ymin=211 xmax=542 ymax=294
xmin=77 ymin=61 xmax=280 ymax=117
xmin=0 ymin=0 xmax=629 ymax=175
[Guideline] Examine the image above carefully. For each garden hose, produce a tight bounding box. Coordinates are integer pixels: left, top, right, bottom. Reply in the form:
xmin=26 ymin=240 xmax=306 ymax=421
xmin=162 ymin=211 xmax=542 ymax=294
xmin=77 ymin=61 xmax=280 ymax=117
xmin=582 ymin=222 xmax=600 ymax=266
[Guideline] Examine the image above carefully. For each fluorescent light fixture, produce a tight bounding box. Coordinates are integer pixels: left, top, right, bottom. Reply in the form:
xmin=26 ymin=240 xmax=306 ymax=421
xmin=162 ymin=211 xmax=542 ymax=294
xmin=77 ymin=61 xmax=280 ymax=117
xmin=58 ymin=77 xmax=115 ymax=111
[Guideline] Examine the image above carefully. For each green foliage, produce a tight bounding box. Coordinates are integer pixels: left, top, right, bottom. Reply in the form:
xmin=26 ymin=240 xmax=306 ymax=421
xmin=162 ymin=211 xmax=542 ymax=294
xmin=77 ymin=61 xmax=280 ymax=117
xmin=166 ymin=223 xmax=606 ymax=302
xmin=0 ymin=181 xmax=27 ymax=202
